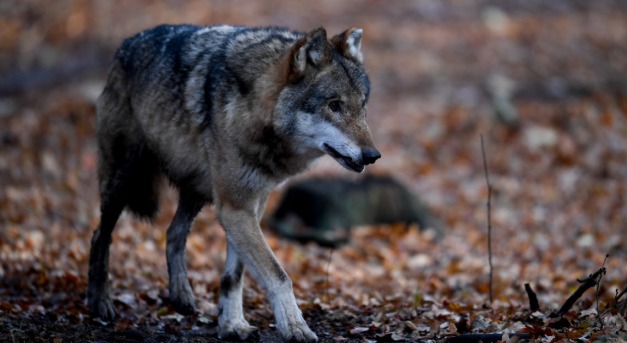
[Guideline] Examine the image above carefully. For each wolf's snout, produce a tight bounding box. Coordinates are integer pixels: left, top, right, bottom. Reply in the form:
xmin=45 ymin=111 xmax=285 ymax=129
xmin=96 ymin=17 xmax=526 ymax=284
xmin=361 ymin=148 xmax=381 ymax=165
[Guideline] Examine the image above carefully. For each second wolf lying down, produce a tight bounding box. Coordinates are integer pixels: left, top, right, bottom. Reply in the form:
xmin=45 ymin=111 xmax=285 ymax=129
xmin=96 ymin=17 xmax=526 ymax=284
xmin=88 ymin=24 xmax=380 ymax=342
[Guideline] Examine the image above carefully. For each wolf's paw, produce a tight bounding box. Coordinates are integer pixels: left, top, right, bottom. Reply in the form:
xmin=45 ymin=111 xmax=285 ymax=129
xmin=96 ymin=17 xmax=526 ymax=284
xmin=218 ymin=318 xmax=259 ymax=341
xmin=169 ymin=281 xmax=196 ymax=315
xmin=88 ymin=294 xmax=116 ymax=321
xmin=271 ymin=291 xmax=318 ymax=342
xmin=281 ymin=322 xmax=318 ymax=343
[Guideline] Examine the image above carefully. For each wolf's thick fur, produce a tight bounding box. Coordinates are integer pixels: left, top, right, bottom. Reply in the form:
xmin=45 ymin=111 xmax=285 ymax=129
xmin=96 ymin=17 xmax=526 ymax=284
xmin=88 ymin=24 xmax=380 ymax=342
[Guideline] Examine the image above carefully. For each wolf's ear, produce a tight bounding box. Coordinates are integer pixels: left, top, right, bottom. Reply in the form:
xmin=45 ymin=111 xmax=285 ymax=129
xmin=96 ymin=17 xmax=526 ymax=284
xmin=289 ymin=27 xmax=329 ymax=82
xmin=331 ymin=27 xmax=364 ymax=64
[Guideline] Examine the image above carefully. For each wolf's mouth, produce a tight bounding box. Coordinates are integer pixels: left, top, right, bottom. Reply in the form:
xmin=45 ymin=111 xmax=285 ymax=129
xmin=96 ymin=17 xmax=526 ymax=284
xmin=322 ymin=143 xmax=364 ymax=173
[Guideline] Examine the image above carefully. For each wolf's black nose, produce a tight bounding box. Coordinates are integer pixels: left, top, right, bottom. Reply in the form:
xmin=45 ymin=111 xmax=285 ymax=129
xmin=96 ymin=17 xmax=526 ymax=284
xmin=361 ymin=148 xmax=381 ymax=165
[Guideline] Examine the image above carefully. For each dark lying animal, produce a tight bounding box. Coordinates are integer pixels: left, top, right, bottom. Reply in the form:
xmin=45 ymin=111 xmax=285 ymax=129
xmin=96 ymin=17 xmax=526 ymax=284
xmin=267 ymin=175 xmax=444 ymax=247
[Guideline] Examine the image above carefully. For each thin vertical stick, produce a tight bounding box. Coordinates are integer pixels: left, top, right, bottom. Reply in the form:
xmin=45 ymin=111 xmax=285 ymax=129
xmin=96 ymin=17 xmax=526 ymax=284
xmin=595 ymin=254 xmax=609 ymax=327
xmin=325 ymin=248 xmax=334 ymax=302
xmin=481 ymin=134 xmax=494 ymax=304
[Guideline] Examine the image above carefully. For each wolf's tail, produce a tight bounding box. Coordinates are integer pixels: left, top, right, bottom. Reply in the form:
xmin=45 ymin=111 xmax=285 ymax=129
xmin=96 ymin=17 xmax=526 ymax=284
xmin=96 ymin=60 xmax=162 ymax=220
xmin=122 ymin=142 xmax=162 ymax=219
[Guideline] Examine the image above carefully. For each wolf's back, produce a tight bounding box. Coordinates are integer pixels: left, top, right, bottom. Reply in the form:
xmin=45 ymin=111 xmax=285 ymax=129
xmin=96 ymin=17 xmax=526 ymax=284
xmin=113 ymin=24 xmax=219 ymax=99
xmin=109 ymin=24 xmax=302 ymax=128
xmin=113 ymin=24 xmax=301 ymax=93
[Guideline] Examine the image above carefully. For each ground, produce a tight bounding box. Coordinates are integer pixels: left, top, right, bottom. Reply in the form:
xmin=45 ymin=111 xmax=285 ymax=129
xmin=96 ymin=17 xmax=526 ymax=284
xmin=0 ymin=1 xmax=626 ymax=342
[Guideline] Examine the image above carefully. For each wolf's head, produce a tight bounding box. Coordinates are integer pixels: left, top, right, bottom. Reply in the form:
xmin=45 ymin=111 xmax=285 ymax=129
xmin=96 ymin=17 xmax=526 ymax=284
xmin=274 ymin=27 xmax=381 ymax=173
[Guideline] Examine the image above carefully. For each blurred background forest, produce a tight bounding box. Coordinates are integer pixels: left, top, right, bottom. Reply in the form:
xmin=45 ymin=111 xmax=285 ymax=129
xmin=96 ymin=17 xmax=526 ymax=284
xmin=1 ymin=0 xmax=626 ymax=342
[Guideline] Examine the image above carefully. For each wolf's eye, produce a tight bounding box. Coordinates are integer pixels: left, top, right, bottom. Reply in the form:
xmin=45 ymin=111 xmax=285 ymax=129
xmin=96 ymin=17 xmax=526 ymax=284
xmin=328 ymin=100 xmax=342 ymax=113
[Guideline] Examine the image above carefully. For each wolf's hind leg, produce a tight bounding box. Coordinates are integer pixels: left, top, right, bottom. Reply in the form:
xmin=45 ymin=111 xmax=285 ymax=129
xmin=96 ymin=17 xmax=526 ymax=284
xmin=218 ymin=241 xmax=258 ymax=340
xmin=167 ymin=191 xmax=205 ymax=315
xmin=88 ymin=177 xmax=126 ymax=321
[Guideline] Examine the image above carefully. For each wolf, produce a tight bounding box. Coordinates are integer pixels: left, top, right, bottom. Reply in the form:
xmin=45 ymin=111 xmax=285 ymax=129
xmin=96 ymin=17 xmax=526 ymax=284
xmin=88 ymin=24 xmax=380 ymax=342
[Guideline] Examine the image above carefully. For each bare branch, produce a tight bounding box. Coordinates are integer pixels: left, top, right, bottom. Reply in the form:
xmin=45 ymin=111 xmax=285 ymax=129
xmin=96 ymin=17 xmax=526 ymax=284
xmin=480 ymin=134 xmax=494 ymax=304
xmin=525 ymin=283 xmax=540 ymax=311
xmin=324 ymin=248 xmax=335 ymax=302
xmin=595 ymin=254 xmax=609 ymax=327
xmin=551 ymin=267 xmax=606 ymax=318
xmin=598 ymin=286 xmax=627 ymax=320
xmin=618 ymin=287 xmax=627 ymax=316
xmin=446 ymin=333 xmax=531 ymax=343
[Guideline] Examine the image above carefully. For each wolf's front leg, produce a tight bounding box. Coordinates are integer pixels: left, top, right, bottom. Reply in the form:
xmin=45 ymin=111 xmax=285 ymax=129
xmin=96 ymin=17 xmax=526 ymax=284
xmin=218 ymin=204 xmax=318 ymax=343
xmin=218 ymin=241 xmax=259 ymax=340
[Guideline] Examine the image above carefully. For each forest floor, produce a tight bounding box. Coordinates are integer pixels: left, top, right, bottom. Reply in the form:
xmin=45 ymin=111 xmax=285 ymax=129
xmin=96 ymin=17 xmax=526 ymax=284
xmin=1 ymin=1 xmax=626 ymax=342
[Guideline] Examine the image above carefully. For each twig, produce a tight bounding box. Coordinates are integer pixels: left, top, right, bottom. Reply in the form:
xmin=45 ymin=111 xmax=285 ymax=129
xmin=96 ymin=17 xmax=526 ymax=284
xmin=524 ymin=283 xmax=540 ymax=311
xmin=325 ymin=248 xmax=335 ymax=302
xmin=480 ymin=134 xmax=494 ymax=304
xmin=446 ymin=333 xmax=531 ymax=343
xmin=597 ymin=286 xmax=627 ymax=319
xmin=617 ymin=287 xmax=627 ymax=316
xmin=550 ymin=267 xmax=606 ymax=318
xmin=595 ymin=254 xmax=609 ymax=327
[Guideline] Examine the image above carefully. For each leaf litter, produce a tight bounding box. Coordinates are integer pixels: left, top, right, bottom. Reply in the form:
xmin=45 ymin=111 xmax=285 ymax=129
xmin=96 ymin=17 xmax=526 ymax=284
xmin=1 ymin=0 xmax=626 ymax=342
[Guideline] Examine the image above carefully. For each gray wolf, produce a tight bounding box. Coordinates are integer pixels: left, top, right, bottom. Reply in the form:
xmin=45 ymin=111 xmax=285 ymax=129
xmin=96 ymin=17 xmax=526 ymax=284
xmin=268 ymin=175 xmax=444 ymax=247
xmin=88 ymin=24 xmax=380 ymax=342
